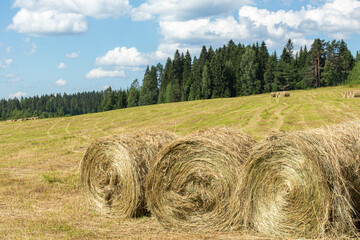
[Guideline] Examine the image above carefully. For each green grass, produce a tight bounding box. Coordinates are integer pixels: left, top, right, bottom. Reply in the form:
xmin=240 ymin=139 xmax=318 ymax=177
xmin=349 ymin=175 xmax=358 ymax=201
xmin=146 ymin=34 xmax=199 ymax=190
xmin=1 ymin=86 xmax=360 ymax=239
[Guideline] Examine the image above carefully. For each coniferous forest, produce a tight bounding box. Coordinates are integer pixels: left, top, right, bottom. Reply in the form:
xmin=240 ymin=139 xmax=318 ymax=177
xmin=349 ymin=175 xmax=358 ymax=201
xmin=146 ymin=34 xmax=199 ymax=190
xmin=1 ymin=38 xmax=358 ymax=121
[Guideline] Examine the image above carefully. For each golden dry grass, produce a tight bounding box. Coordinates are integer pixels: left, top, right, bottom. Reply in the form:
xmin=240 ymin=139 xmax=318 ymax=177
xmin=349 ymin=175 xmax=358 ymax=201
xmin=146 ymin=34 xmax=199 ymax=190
xmin=1 ymin=86 xmax=360 ymax=239
xmin=81 ymin=130 xmax=177 ymax=217
xmin=228 ymin=121 xmax=360 ymax=238
xmin=146 ymin=127 xmax=255 ymax=231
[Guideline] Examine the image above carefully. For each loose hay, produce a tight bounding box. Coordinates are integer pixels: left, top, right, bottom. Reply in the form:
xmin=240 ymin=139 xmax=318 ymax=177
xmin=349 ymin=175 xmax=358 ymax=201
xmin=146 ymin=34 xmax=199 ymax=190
xmin=146 ymin=127 xmax=256 ymax=231
xmin=229 ymin=121 xmax=360 ymax=238
xmin=80 ymin=130 xmax=177 ymax=217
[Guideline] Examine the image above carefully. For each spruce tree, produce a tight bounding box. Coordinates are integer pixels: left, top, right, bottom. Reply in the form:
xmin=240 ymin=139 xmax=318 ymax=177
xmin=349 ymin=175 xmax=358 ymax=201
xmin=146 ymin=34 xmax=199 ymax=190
xmin=201 ymin=64 xmax=212 ymax=99
xmin=127 ymin=79 xmax=140 ymax=107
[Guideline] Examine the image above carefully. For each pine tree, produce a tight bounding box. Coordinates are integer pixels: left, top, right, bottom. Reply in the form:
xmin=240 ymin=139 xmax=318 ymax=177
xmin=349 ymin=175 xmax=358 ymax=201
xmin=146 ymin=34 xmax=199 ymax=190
xmin=182 ymin=50 xmax=192 ymax=101
xmin=339 ymin=40 xmax=354 ymax=83
xmin=139 ymin=65 xmax=158 ymax=106
xmin=236 ymin=47 xmax=260 ymax=96
xmin=307 ymin=38 xmax=325 ymax=88
xmin=171 ymin=50 xmax=183 ymax=102
xmin=158 ymin=58 xmax=172 ymax=103
xmin=264 ymin=53 xmax=277 ymax=92
xmin=201 ymin=64 xmax=212 ymax=99
xmin=127 ymin=79 xmax=140 ymax=107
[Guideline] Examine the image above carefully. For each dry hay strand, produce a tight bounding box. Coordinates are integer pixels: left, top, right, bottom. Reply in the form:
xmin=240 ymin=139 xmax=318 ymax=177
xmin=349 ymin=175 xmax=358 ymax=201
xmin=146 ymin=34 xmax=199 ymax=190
xmin=228 ymin=121 xmax=360 ymax=238
xmin=146 ymin=127 xmax=256 ymax=231
xmin=80 ymin=130 xmax=177 ymax=217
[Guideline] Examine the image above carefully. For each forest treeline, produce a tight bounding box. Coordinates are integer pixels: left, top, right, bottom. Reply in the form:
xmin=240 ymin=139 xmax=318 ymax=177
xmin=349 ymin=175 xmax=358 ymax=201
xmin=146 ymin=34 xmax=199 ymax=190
xmin=1 ymin=38 xmax=359 ymax=121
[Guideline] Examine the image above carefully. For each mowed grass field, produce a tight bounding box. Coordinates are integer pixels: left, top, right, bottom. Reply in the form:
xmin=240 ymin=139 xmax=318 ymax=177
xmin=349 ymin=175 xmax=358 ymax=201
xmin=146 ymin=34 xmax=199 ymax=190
xmin=1 ymin=86 xmax=360 ymax=239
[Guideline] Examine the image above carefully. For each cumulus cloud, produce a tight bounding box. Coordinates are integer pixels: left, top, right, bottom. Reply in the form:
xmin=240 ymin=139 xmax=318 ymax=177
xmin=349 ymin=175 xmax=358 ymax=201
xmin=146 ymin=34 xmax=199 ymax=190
xmin=9 ymin=91 xmax=27 ymax=99
xmin=66 ymin=51 xmax=80 ymax=58
xmin=8 ymin=9 xmax=88 ymax=35
xmin=132 ymin=0 xmax=253 ymax=21
xmin=95 ymin=47 xmax=151 ymax=67
xmin=8 ymin=0 xmax=131 ymax=35
xmin=57 ymin=62 xmax=67 ymax=69
xmin=237 ymin=0 xmax=360 ymax=43
xmin=23 ymin=37 xmax=37 ymax=54
xmin=154 ymin=0 xmax=360 ymax=52
xmin=55 ymin=79 xmax=67 ymax=86
xmin=6 ymin=74 xmax=21 ymax=82
xmin=0 ymin=59 xmax=13 ymax=69
xmin=86 ymin=67 xmax=126 ymax=79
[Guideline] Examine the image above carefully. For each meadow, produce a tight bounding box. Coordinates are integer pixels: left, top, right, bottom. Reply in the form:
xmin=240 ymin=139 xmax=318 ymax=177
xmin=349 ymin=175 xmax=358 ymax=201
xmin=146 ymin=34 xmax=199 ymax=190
xmin=1 ymin=86 xmax=360 ymax=239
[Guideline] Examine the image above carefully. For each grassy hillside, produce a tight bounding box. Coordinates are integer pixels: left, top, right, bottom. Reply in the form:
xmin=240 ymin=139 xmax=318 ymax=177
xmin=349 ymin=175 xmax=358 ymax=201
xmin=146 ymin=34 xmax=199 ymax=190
xmin=1 ymin=86 xmax=360 ymax=239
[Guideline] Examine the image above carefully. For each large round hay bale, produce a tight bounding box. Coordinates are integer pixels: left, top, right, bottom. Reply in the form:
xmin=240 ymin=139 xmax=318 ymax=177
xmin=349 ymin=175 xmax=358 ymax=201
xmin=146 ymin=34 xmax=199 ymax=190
xmin=229 ymin=121 xmax=360 ymax=238
xmin=80 ymin=130 xmax=177 ymax=217
xmin=146 ymin=127 xmax=256 ymax=231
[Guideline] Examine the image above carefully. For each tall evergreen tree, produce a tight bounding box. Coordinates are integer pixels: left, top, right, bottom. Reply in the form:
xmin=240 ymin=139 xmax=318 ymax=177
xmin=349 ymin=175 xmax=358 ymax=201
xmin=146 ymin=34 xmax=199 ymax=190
xmin=236 ymin=47 xmax=260 ymax=96
xmin=306 ymin=38 xmax=325 ymax=88
xmin=201 ymin=64 xmax=212 ymax=99
xmin=182 ymin=50 xmax=192 ymax=101
xmin=158 ymin=58 xmax=172 ymax=103
xmin=139 ymin=65 xmax=159 ymax=106
xmin=100 ymin=87 xmax=117 ymax=111
xmin=127 ymin=79 xmax=140 ymax=107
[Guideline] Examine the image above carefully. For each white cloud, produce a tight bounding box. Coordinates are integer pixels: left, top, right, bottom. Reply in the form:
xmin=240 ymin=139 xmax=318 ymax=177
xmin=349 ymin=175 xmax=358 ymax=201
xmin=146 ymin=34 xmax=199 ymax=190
xmin=9 ymin=91 xmax=27 ymax=99
xmin=86 ymin=67 xmax=126 ymax=79
xmin=5 ymin=47 xmax=11 ymax=53
xmin=57 ymin=62 xmax=67 ymax=69
xmin=8 ymin=0 xmax=131 ymax=35
xmin=236 ymin=0 xmax=360 ymax=45
xmin=8 ymin=9 xmax=88 ymax=35
xmin=23 ymin=37 xmax=37 ymax=54
xmin=95 ymin=47 xmax=151 ymax=67
xmin=6 ymin=74 xmax=21 ymax=82
xmin=5 ymin=59 xmax=13 ymax=65
xmin=152 ymin=0 xmax=360 ymax=54
xmin=55 ymin=79 xmax=67 ymax=86
xmin=0 ymin=59 xmax=13 ymax=69
xmin=66 ymin=51 xmax=80 ymax=58
xmin=132 ymin=0 xmax=253 ymax=21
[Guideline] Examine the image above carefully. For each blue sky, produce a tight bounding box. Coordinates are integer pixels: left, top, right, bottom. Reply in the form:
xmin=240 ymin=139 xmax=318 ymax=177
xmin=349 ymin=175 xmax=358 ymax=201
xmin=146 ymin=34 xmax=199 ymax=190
xmin=1 ymin=0 xmax=360 ymax=99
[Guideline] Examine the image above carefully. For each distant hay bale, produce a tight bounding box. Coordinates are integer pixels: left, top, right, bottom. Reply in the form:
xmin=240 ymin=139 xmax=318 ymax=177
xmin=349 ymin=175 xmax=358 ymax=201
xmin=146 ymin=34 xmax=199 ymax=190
xmin=146 ymin=127 xmax=256 ymax=231
xmin=80 ymin=130 xmax=177 ymax=218
xmin=270 ymin=91 xmax=290 ymax=97
xmin=229 ymin=121 xmax=360 ymax=238
xmin=343 ymin=90 xmax=360 ymax=98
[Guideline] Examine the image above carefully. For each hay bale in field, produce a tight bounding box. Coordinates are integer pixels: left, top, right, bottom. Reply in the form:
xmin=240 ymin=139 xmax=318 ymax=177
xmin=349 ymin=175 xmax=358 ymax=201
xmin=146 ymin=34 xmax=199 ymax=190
xmin=80 ymin=130 xmax=177 ymax=218
xmin=343 ymin=90 xmax=360 ymax=98
xmin=228 ymin=121 xmax=360 ymax=238
xmin=343 ymin=91 xmax=351 ymax=98
xmin=277 ymin=91 xmax=290 ymax=97
xmin=270 ymin=91 xmax=290 ymax=97
xmin=146 ymin=127 xmax=256 ymax=231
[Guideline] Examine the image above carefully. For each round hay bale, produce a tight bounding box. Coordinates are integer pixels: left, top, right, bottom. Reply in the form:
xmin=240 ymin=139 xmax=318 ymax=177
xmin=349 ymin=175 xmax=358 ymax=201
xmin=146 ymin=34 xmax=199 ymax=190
xmin=229 ymin=121 xmax=360 ymax=238
xmin=80 ymin=130 xmax=177 ymax=217
xmin=146 ymin=127 xmax=256 ymax=231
